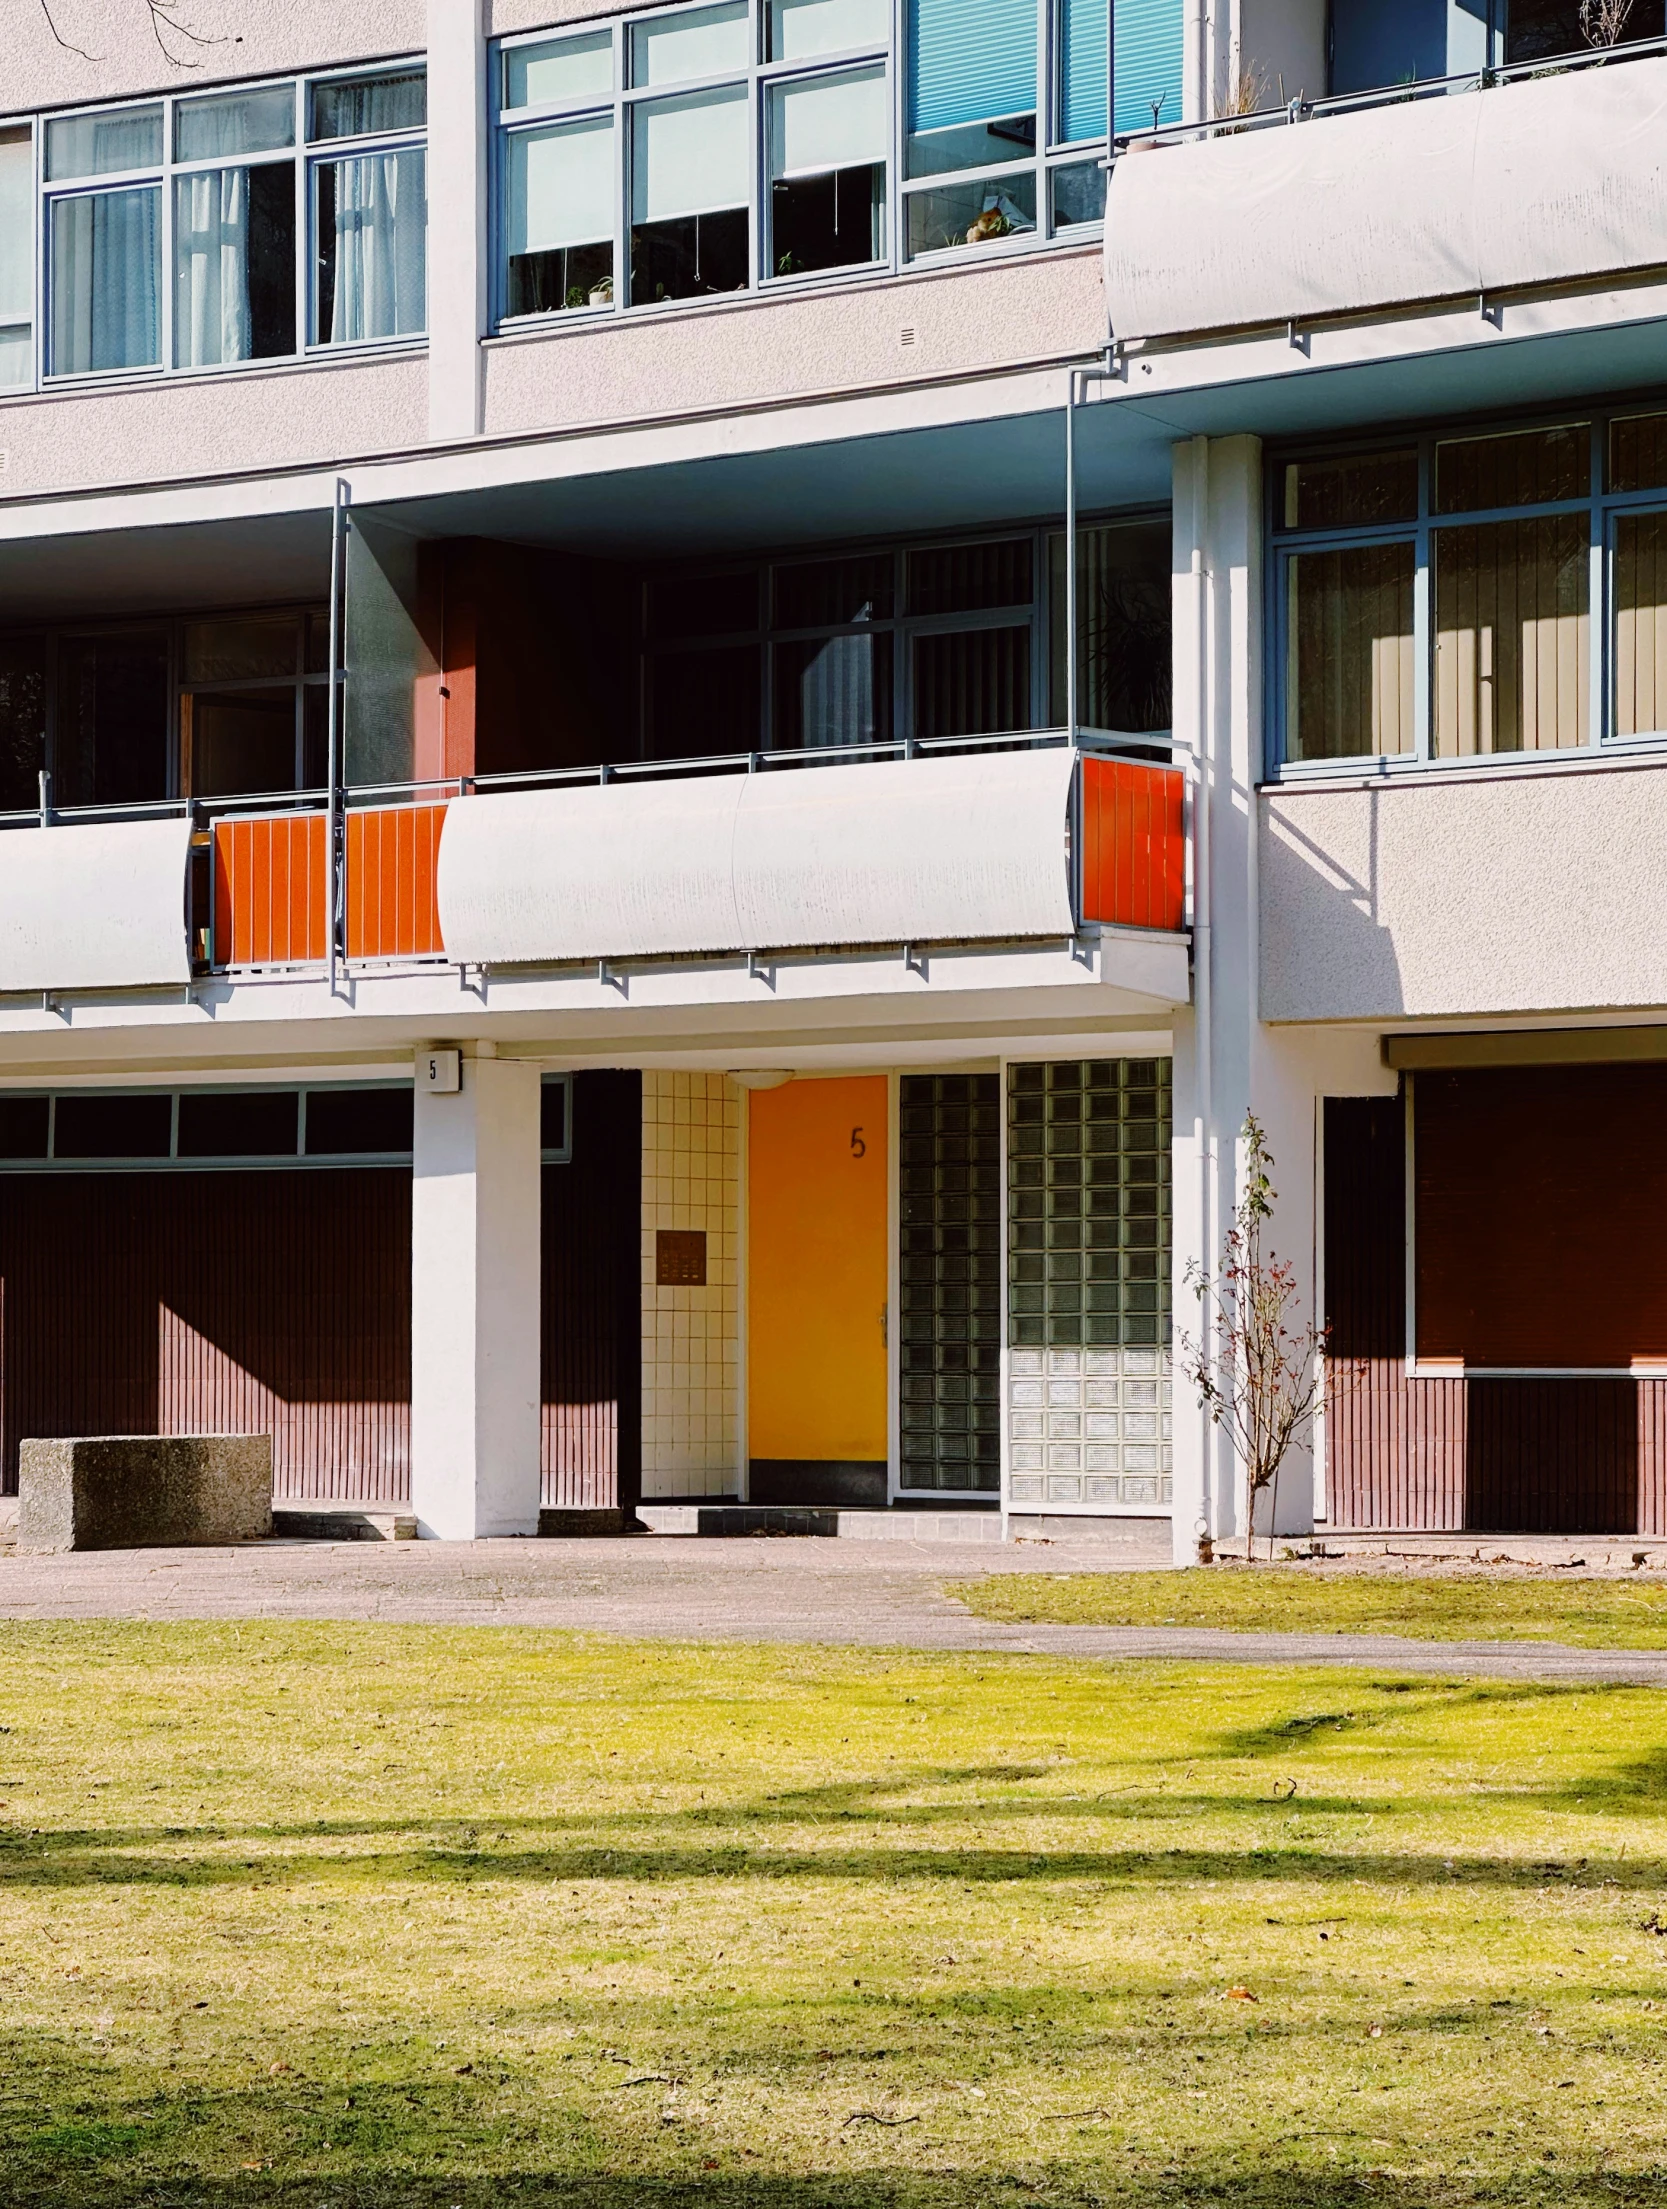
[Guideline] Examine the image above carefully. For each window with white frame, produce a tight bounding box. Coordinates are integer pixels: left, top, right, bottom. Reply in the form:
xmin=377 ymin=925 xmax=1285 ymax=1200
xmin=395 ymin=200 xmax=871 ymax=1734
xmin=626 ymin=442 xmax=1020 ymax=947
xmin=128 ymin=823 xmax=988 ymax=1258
xmin=1271 ymin=411 xmax=1667 ymax=771
xmin=31 ymin=64 xmax=425 ymax=385
xmin=493 ymin=0 xmax=1120 ymax=326
xmin=0 ymin=124 xmax=33 ymax=389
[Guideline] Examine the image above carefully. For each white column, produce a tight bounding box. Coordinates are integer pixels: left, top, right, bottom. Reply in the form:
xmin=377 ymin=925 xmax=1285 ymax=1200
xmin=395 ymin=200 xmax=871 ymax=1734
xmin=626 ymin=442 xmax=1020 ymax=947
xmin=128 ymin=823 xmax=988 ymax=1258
xmin=1170 ymin=432 xmax=1263 ymax=1557
xmin=425 ymin=0 xmax=488 ymax=441
xmin=410 ymin=1048 xmax=543 ymax=1538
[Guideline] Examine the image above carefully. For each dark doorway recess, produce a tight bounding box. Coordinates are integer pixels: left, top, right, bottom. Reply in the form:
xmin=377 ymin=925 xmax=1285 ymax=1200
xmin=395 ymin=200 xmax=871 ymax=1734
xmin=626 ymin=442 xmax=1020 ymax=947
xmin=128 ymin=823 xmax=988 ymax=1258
xmin=542 ymin=1070 xmax=642 ymax=1513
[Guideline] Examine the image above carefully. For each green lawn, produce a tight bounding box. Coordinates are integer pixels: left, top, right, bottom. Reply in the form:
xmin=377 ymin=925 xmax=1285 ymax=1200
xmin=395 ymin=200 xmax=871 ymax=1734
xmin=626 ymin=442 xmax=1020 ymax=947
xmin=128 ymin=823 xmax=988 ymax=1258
xmin=2 ymin=1623 xmax=1667 ymax=2205
xmin=951 ymin=1568 xmax=1667 ymax=1648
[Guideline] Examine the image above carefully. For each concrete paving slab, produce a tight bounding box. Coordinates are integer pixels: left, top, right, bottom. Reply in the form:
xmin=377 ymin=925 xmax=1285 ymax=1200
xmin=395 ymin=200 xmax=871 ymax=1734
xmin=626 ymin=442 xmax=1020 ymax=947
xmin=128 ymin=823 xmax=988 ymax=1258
xmin=0 ymin=1532 xmax=1662 ymax=1684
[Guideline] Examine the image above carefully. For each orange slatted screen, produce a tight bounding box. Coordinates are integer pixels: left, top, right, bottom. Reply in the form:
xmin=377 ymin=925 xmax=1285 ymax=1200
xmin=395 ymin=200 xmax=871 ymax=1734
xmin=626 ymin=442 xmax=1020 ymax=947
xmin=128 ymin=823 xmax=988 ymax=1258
xmin=345 ymin=804 xmax=448 ymax=960
xmin=212 ymin=814 xmax=329 ymax=968
xmin=1078 ymin=757 xmax=1185 ymax=932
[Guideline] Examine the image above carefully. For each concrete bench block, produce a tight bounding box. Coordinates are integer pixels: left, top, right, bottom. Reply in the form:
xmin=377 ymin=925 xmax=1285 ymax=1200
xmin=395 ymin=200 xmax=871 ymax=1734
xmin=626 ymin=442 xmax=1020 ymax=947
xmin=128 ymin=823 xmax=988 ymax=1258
xmin=17 ymin=1435 xmax=274 ymax=1553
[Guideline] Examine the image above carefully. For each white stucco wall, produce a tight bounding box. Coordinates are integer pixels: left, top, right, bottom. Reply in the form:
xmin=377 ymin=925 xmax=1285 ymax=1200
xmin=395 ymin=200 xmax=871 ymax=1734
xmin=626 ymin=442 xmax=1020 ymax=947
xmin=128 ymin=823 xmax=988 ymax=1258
xmin=2 ymin=0 xmax=423 ymax=110
xmin=1261 ymin=764 xmax=1667 ymax=1024
xmin=0 ymin=355 xmax=427 ymax=498
xmin=482 ymin=250 xmax=1105 ymax=437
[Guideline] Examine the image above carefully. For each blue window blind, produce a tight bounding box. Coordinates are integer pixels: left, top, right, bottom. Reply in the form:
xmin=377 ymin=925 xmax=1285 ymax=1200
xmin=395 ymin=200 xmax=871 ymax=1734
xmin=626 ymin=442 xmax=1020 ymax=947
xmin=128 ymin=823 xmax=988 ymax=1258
xmin=910 ymin=0 xmax=1038 ymax=134
xmin=1113 ymin=0 xmax=1183 ymax=136
xmin=1060 ymin=0 xmax=1108 ymax=142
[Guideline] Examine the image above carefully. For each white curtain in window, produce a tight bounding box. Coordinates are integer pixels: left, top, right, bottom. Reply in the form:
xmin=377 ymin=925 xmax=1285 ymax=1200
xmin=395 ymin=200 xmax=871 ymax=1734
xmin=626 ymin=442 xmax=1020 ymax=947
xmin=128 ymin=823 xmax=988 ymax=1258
xmin=175 ymin=167 xmax=251 ymax=367
xmin=633 ymin=87 xmax=749 ymax=223
xmin=771 ymin=68 xmax=886 ymax=178
xmin=50 ymin=186 xmax=161 ymax=374
xmin=0 ymin=135 xmax=31 ymax=325
xmin=328 ymin=148 xmax=426 ymax=342
xmin=509 ymin=119 xmax=614 ymax=254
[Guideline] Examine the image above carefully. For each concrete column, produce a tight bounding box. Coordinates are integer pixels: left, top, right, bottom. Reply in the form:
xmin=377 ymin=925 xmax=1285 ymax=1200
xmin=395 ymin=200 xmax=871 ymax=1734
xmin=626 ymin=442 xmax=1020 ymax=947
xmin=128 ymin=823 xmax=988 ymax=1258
xmin=1170 ymin=432 xmax=1263 ymax=1557
xmin=410 ymin=1048 xmax=542 ymax=1539
xmin=425 ymin=0 xmax=488 ymax=441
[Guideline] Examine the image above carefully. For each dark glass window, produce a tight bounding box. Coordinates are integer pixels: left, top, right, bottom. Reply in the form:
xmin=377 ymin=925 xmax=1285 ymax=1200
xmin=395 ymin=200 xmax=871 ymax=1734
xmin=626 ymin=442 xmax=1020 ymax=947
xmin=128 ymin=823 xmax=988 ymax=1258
xmin=54 ymin=1092 xmax=173 ymax=1159
xmin=303 ymin=1086 xmax=414 ymax=1155
xmin=774 ymin=553 xmax=893 ymax=629
xmin=648 ymin=644 xmax=762 ymax=758
xmin=1436 ymin=426 xmax=1589 ymax=515
xmin=647 ymin=569 xmax=760 ymax=640
xmin=913 ymin=625 xmax=1031 ymax=738
xmin=907 ymin=538 xmax=1033 ymax=616
xmin=1281 ymin=451 xmax=1418 ymax=532
xmin=1506 ymin=0 xmax=1664 ymax=64
xmin=177 ymin=1090 xmax=301 ymax=1158
xmin=56 ymin=633 xmax=171 ymax=808
xmin=0 ymin=636 xmax=47 ymax=813
xmin=899 ymin=1073 xmax=1001 ymax=1493
xmin=309 ymin=71 xmax=427 ymax=141
xmin=0 ymin=1096 xmax=49 ymax=1160
xmin=774 ymin=632 xmax=892 ymax=749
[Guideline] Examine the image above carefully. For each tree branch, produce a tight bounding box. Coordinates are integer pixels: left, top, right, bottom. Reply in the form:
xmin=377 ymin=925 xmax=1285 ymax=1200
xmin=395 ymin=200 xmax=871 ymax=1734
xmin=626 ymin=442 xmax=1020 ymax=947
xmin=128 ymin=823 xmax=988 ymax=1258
xmin=35 ymin=0 xmax=233 ymax=69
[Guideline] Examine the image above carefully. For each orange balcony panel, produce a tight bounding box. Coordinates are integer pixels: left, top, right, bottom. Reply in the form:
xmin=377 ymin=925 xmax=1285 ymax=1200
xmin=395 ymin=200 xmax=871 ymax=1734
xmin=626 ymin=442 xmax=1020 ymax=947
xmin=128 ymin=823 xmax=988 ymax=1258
xmin=1079 ymin=757 xmax=1185 ymax=933
xmin=346 ymin=803 xmax=448 ymax=960
xmin=213 ymin=813 xmax=329 ymax=968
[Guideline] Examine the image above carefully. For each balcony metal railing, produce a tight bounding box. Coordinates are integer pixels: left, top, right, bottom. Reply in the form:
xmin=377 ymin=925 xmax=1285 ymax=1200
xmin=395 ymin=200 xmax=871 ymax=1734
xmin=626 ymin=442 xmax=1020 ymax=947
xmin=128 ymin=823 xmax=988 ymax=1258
xmin=1114 ymin=28 xmax=1667 ymax=153
xmin=0 ymin=728 xmax=1188 ymax=992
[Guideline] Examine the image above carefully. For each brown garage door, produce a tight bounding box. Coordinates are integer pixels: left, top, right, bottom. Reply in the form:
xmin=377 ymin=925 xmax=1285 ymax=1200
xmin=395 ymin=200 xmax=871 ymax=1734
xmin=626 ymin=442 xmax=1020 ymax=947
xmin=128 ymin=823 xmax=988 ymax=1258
xmin=0 ymin=1167 xmax=411 ymax=1500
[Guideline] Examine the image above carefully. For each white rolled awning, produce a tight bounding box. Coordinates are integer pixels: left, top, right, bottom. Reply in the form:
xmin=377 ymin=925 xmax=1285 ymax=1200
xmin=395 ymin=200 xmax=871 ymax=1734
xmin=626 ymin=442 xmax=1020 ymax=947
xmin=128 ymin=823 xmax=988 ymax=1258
xmin=1105 ymin=56 xmax=1667 ymax=340
xmin=435 ymin=747 xmax=1078 ymax=966
xmin=0 ymin=818 xmax=192 ymax=993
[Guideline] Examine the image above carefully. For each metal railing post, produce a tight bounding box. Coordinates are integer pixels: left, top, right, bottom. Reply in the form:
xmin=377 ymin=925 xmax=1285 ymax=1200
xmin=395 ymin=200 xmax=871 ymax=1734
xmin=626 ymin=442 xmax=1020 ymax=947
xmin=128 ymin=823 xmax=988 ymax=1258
xmin=326 ymin=476 xmax=350 ymax=992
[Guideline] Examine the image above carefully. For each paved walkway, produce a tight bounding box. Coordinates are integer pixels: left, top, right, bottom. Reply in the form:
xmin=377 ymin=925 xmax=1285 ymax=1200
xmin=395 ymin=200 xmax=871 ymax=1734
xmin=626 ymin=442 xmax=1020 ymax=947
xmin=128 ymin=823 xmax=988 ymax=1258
xmin=0 ymin=1534 xmax=1663 ymax=1684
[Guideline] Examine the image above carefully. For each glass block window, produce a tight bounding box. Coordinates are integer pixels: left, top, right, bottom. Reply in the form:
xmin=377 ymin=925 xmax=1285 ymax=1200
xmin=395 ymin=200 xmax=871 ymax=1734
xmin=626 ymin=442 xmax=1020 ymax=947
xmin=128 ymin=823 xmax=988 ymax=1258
xmin=899 ymin=1073 xmax=1001 ymax=1492
xmin=1006 ymin=1058 xmax=1172 ymax=1513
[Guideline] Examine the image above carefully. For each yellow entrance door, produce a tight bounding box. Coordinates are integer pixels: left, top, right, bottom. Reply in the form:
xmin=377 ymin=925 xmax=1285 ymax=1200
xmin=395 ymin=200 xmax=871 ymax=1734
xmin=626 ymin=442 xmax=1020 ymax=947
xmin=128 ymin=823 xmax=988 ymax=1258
xmin=748 ymin=1076 xmax=888 ymax=1492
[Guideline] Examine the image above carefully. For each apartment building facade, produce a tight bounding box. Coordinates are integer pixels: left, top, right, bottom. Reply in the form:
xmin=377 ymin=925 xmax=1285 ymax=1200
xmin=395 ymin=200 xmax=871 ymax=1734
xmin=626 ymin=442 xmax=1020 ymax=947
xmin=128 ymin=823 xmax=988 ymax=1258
xmin=0 ymin=0 xmax=1660 ymax=1548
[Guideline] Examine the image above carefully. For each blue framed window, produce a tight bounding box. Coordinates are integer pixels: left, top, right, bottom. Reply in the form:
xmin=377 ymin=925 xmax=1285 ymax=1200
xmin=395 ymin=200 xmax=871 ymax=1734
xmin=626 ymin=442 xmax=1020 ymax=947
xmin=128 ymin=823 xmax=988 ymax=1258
xmin=1270 ymin=410 xmax=1667 ymax=774
xmin=28 ymin=64 xmax=426 ymax=389
xmin=493 ymin=0 xmax=1113 ymax=330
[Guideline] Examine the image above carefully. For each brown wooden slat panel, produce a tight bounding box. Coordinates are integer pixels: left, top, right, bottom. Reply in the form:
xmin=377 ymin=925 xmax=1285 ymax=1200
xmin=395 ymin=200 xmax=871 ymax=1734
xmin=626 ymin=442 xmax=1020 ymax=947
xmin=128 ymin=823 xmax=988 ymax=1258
xmin=1416 ymin=1063 xmax=1667 ymax=1368
xmin=541 ymin=1071 xmax=641 ymax=1511
xmin=1467 ymin=1378 xmax=1638 ymax=1536
xmin=1641 ymin=1381 xmax=1667 ymax=1536
xmin=0 ymin=1169 xmax=411 ymax=1500
xmin=1323 ymin=1095 xmax=1465 ymax=1531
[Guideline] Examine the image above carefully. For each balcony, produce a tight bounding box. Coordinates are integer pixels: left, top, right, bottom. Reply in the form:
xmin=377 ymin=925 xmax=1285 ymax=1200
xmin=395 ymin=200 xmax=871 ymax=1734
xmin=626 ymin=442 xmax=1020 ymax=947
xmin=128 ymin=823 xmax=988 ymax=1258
xmin=0 ymin=737 xmax=1187 ymax=1000
xmin=1105 ymin=44 xmax=1667 ymax=345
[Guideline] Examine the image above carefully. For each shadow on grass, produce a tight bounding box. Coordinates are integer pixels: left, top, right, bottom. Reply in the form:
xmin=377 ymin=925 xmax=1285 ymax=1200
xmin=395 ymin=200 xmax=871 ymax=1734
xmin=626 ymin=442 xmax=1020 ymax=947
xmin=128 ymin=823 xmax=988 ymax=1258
xmin=1 ymin=2158 xmax=1660 ymax=2209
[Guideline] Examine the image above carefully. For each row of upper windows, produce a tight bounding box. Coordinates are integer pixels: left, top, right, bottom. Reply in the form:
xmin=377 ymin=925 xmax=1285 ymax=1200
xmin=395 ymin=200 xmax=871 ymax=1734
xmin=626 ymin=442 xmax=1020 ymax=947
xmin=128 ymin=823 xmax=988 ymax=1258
xmin=0 ymin=0 xmax=1185 ymax=391
xmin=1269 ymin=412 xmax=1667 ymax=773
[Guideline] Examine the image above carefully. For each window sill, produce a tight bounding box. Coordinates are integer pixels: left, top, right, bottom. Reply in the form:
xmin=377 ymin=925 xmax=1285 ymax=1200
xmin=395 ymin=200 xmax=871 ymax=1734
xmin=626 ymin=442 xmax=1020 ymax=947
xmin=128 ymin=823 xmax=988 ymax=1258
xmin=1263 ymin=736 xmax=1667 ymax=796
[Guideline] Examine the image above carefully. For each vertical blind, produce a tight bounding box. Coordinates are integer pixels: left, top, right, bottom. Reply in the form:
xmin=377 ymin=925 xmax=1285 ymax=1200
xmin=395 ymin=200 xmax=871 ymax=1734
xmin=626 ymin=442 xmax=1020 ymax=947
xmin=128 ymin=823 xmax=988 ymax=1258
xmin=909 ymin=0 xmax=1037 ymax=133
xmin=1615 ymin=510 xmax=1667 ymax=741
xmin=1113 ymin=0 xmax=1184 ymax=135
xmin=1434 ymin=516 xmax=1588 ymax=755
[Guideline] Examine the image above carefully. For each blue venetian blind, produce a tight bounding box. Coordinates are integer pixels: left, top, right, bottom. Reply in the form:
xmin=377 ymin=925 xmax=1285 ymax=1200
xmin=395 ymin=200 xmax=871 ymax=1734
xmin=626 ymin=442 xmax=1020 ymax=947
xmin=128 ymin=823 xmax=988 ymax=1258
xmin=1113 ymin=0 xmax=1184 ymax=136
xmin=1060 ymin=0 xmax=1108 ymax=142
xmin=909 ymin=0 xmax=1039 ymax=134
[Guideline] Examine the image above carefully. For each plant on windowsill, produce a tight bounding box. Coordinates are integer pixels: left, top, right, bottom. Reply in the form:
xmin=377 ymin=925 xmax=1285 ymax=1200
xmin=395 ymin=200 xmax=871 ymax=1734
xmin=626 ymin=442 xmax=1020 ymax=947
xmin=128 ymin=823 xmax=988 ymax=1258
xmin=1179 ymin=1114 xmax=1326 ymax=1564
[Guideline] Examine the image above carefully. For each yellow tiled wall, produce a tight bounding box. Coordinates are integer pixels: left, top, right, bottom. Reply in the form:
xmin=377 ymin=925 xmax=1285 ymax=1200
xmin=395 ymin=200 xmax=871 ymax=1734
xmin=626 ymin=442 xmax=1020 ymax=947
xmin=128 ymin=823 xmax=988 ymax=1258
xmin=640 ymin=1072 xmax=741 ymax=1498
